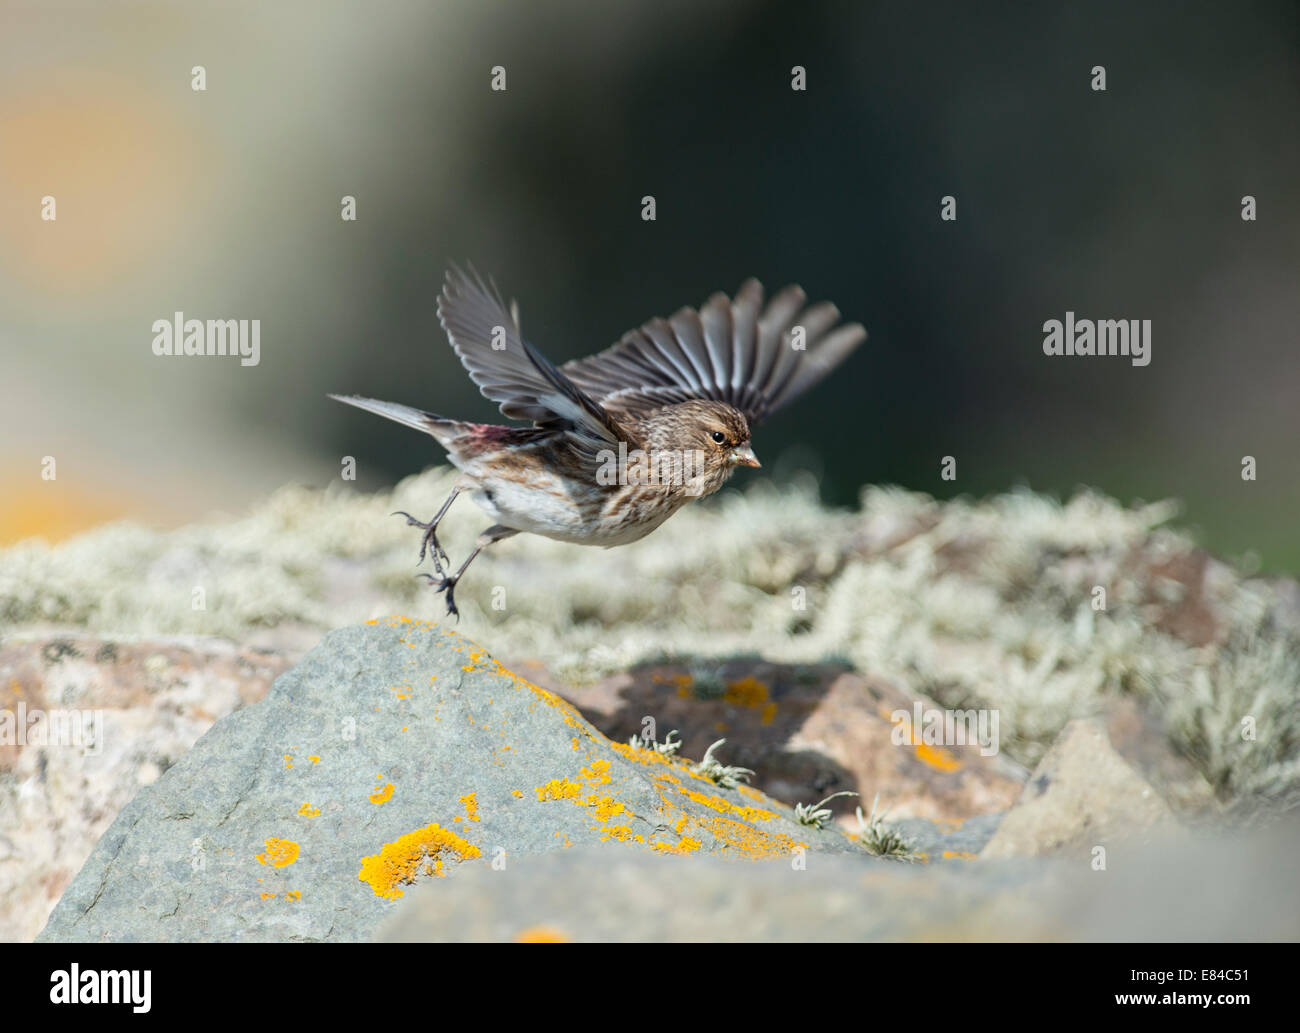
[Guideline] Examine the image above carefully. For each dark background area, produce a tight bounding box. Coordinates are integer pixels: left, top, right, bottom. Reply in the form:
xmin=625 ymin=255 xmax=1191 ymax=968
xmin=4 ymin=0 xmax=1297 ymax=568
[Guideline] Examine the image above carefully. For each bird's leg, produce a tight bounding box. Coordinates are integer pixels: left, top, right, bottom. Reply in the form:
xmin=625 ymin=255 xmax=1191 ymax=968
xmin=417 ymin=524 xmax=518 ymax=621
xmin=393 ymin=487 xmax=460 ymax=576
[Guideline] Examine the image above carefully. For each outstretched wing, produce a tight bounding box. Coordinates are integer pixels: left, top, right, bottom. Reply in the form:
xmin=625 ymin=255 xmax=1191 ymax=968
xmin=560 ymin=280 xmax=866 ymax=426
xmin=437 ymin=266 xmax=630 ymax=450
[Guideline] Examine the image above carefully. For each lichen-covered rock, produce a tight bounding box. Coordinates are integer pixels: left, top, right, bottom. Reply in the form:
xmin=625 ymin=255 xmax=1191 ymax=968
xmin=0 ymin=635 xmax=289 ymax=942
xmin=550 ymin=659 xmax=1028 ymax=825
xmin=37 ymin=619 xmax=864 ymax=943
xmin=4 ymin=469 xmax=1296 ymax=823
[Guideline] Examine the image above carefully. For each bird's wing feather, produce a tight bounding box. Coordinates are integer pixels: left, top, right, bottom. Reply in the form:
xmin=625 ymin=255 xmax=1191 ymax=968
xmin=437 ymin=266 xmax=630 ymax=450
xmin=561 ymin=280 xmax=866 ymax=426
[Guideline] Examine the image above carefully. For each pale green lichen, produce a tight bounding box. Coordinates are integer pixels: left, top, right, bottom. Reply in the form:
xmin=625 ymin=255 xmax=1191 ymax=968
xmin=692 ymin=738 xmax=754 ymax=789
xmin=628 ymin=729 xmax=682 ymax=756
xmin=855 ymin=794 xmax=918 ymax=862
xmin=2 ymin=467 xmax=1296 ymax=822
xmin=795 ymin=791 xmax=859 ymax=829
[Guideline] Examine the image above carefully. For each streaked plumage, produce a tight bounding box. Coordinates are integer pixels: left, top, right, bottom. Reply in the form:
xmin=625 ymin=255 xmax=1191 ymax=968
xmin=331 ymin=267 xmax=866 ymax=616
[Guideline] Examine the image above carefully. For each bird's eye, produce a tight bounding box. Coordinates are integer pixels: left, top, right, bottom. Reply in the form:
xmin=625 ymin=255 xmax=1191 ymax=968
xmin=711 ymin=431 xmax=726 ymax=445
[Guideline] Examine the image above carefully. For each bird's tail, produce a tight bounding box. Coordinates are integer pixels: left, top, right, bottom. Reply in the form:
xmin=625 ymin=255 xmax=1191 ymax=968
xmin=328 ymin=394 xmax=465 ymax=446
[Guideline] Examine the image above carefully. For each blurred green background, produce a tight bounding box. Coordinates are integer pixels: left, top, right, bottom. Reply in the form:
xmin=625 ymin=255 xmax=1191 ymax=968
xmin=2 ymin=0 xmax=1297 ymax=569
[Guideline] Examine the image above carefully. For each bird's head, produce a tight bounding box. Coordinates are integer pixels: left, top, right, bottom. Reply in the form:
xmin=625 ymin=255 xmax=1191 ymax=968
xmin=632 ymin=400 xmax=759 ymax=497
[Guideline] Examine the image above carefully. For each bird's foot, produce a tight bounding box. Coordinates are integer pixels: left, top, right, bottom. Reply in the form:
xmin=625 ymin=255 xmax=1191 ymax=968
xmin=417 ymin=572 xmax=460 ymax=621
xmin=393 ymin=510 xmax=451 ymax=576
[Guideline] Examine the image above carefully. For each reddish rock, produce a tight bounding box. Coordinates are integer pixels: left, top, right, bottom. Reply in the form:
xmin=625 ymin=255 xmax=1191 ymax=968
xmin=0 ymin=634 xmax=291 ymax=941
xmin=526 ymin=659 xmax=1028 ymax=826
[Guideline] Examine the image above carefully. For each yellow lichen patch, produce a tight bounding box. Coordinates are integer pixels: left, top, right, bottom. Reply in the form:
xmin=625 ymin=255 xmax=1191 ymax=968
xmin=889 ymin=713 xmax=964 ymax=773
xmin=686 ymin=812 xmax=802 ymax=858
xmin=283 ymin=754 xmax=293 ymax=769
xmin=514 ymin=925 xmax=570 ymax=943
xmin=284 ymin=890 xmax=302 ymax=902
xmin=914 ymin=741 xmax=962 ymax=773
xmin=678 ymin=786 xmax=775 ymax=823
xmin=357 ymin=823 xmax=482 ymax=900
xmin=297 ymin=803 xmax=321 ymax=818
xmin=369 ymin=782 xmax=395 ymax=805
xmin=579 ymin=759 xmax=612 ymax=786
xmin=536 ymin=777 xmax=584 ymax=802
xmin=652 ymin=836 xmax=701 ymax=855
xmin=309 ymin=755 xmax=321 ymax=764
xmin=609 ymin=739 xmax=677 ymax=771
xmin=260 ymin=892 xmax=276 ymax=900
xmin=460 ymin=792 xmax=480 ymax=822
xmin=392 ymin=685 xmax=411 ymax=700
xmin=600 ymin=824 xmax=645 ymax=843
xmin=589 ymin=796 xmax=628 ymax=822
xmin=724 ymin=676 xmax=778 ymax=724
xmin=570 ymin=737 xmax=580 ymax=751
xmin=256 ymin=838 xmax=300 ymax=868
xmin=511 ymin=789 xmax=523 ymax=798
xmin=942 ymin=850 xmax=977 ymax=860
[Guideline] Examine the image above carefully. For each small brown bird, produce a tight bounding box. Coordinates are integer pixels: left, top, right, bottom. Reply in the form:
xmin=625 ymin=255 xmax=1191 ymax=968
xmin=331 ymin=268 xmax=866 ymax=616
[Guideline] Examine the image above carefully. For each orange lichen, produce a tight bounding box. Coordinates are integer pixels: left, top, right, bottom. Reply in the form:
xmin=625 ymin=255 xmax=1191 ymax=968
xmin=260 ymin=892 xmax=276 ymax=900
xmin=536 ymin=777 xmax=583 ymax=802
xmin=460 ymin=792 xmax=480 ymax=822
xmin=297 ymin=803 xmax=321 ymax=818
xmin=600 ymin=824 xmax=646 ymax=843
xmin=724 ymin=676 xmax=778 ymax=724
xmin=283 ymin=754 xmax=293 ymax=769
xmin=511 ymin=789 xmax=523 ymax=798
xmin=358 ymin=823 xmax=482 ymax=900
xmin=256 ymin=838 xmax=300 ymax=868
xmin=308 ymin=755 xmax=321 ymax=764
xmin=579 ymin=759 xmax=612 ymax=785
xmin=942 ymin=850 xmax=977 ymax=860
xmin=369 ymin=782 xmax=395 ymax=805
xmin=914 ymin=741 xmax=962 ymax=772
xmin=589 ymin=797 xmax=628 ymax=822
xmin=514 ymin=926 xmax=570 ymax=943
xmin=677 ymin=786 xmax=775 ymax=823
xmin=284 ymin=890 xmax=302 ymax=902
xmin=652 ymin=837 xmax=701 ymax=855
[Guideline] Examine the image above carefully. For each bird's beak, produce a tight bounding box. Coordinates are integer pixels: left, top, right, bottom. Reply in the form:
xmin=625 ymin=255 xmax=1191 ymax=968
xmin=731 ymin=443 xmax=761 ymax=468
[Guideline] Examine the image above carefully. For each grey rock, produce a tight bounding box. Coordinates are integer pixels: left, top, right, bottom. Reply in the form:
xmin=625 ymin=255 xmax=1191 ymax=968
xmin=381 ymin=819 xmax=1300 ymax=942
xmin=982 ymin=718 xmax=1179 ymax=859
xmin=38 ymin=618 xmax=863 ymax=942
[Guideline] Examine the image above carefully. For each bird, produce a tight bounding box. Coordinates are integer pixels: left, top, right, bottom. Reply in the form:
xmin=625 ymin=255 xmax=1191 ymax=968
xmin=330 ymin=267 xmax=866 ymax=617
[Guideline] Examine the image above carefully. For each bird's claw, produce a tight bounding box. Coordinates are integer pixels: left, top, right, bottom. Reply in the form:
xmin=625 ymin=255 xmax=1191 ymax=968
xmin=417 ymin=572 xmax=460 ymax=621
xmin=393 ymin=510 xmax=451 ymax=576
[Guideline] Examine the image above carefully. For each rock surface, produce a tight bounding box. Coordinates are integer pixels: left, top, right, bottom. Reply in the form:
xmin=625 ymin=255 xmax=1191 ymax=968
xmin=547 ymin=659 xmax=1028 ymax=825
xmin=0 ymin=634 xmax=289 ymax=942
xmin=38 ymin=618 xmax=877 ymax=943
xmin=981 ymin=718 xmax=1179 ymax=859
xmin=381 ymin=818 xmax=1300 ymax=942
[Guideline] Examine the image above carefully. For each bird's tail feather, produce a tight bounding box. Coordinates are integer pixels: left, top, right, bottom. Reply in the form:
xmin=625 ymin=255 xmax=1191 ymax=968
xmin=328 ymin=394 xmax=463 ymax=444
